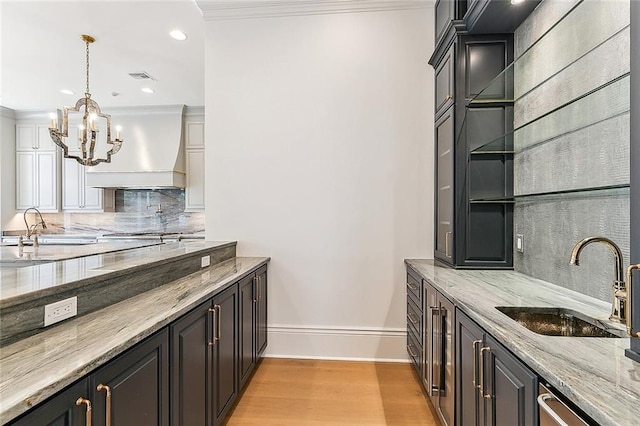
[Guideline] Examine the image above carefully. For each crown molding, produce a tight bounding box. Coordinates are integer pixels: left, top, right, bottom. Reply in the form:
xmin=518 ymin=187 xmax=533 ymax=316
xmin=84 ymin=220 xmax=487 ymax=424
xmin=196 ymin=0 xmax=433 ymax=21
xmin=0 ymin=106 xmax=16 ymax=119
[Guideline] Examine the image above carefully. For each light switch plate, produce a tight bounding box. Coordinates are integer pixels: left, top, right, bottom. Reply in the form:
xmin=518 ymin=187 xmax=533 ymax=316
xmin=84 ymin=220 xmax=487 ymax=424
xmin=516 ymin=234 xmax=524 ymax=253
xmin=201 ymin=255 xmax=211 ymax=268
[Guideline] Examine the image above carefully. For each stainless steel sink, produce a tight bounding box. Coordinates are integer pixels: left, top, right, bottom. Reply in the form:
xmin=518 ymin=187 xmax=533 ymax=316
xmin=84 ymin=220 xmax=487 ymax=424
xmin=496 ymin=306 xmax=624 ymax=338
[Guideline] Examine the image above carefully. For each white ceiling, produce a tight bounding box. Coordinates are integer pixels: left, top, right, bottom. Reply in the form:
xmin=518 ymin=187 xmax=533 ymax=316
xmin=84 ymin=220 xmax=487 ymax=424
xmin=1 ymin=0 xmax=205 ymax=111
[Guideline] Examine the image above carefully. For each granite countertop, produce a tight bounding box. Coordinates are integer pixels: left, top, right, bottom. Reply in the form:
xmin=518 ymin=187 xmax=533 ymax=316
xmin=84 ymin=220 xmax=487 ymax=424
xmin=0 ymin=256 xmax=269 ymax=425
xmin=0 ymin=241 xmax=163 ymax=263
xmin=405 ymin=259 xmax=639 ymax=426
xmin=0 ymin=241 xmax=235 ymax=307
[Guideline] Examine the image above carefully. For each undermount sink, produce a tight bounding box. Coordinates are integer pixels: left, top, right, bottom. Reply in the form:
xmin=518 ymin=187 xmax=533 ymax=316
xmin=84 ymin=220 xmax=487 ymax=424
xmin=496 ymin=306 xmax=624 ymax=338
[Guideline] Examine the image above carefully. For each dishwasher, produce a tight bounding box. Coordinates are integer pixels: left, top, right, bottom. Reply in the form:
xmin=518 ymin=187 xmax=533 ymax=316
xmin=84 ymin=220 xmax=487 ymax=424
xmin=538 ymin=384 xmax=589 ymax=426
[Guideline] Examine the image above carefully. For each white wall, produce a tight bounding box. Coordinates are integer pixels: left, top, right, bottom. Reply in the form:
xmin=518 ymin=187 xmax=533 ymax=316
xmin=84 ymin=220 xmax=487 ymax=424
xmin=204 ymin=7 xmax=434 ymax=360
xmin=0 ymin=107 xmax=17 ymax=229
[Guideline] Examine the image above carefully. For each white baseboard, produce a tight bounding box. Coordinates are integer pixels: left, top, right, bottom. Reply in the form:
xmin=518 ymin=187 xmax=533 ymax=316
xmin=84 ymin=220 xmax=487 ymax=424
xmin=264 ymin=324 xmax=411 ymax=362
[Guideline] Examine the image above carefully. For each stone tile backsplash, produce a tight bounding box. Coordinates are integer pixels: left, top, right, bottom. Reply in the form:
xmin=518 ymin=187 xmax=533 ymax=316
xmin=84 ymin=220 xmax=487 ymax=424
xmin=31 ymin=189 xmax=203 ymax=235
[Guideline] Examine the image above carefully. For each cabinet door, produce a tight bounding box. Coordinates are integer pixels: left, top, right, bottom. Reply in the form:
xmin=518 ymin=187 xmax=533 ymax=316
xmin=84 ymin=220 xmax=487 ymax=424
xmin=186 ymin=149 xmax=205 ymax=212
xmin=256 ymin=267 xmax=268 ymax=357
xmin=9 ymin=379 xmax=89 ymax=426
xmin=239 ymin=274 xmax=256 ymax=388
xmin=82 ymin=185 xmax=104 ymax=211
xmin=16 ymin=152 xmax=36 ymax=209
xmin=436 ymin=294 xmax=455 ymax=426
xmin=456 ymin=310 xmax=485 ymax=426
xmin=434 ymin=107 xmax=455 ymax=264
xmin=423 ymin=281 xmax=438 ymax=395
xmin=170 ymin=301 xmax=213 ymax=426
xmin=62 ymin=158 xmax=83 ymax=211
xmin=435 ymin=44 xmax=455 ymax=119
xmin=90 ymin=329 xmax=169 ymax=426
xmin=16 ymin=124 xmax=36 ymax=151
xmin=212 ymin=284 xmax=239 ymax=425
xmin=36 ymin=151 xmax=59 ymax=211
xmin=435 ymin=0 xmax=455 ymax=43
xmin=484 ymin=334 xmax=537 ymax=426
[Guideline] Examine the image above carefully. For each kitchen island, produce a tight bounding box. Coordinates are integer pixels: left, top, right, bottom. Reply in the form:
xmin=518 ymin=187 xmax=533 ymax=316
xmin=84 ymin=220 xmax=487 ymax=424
xmin=406 ymin=259 xmax=639 ymax=426
xmin=0 ymin=240 xmax=269 ymax=424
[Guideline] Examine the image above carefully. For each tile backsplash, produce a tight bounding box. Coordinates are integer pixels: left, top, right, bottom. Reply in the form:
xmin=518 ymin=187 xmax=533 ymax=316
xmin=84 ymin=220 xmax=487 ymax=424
xmin=513 ymin=0 xmax=630 ymax=302
xmin=26 ymin=189 xmax=204 ymax=235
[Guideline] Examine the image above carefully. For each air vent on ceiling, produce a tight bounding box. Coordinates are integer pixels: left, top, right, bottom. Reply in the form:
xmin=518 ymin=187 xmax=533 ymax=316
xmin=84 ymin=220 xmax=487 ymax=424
xmin=128 ymin=71 xmax=156 ymax=81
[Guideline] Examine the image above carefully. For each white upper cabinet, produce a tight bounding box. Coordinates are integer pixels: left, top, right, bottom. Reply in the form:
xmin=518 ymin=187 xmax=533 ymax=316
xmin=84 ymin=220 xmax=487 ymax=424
xmin=185 ymin=120 xmax=205 ymax=212
xmin=15 ymin=124 xmax=60 ymax=212
xmin=62 ymin=155 xmax=114 ymax=213
xmin=16 ymin=124 xmax=56 ymax=151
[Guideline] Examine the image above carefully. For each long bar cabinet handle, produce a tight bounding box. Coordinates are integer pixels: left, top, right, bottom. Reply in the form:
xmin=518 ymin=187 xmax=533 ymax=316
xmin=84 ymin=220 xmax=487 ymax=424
xmin=215 ymin=304 xmax=222 ymax=342
xmin=208 ymin=307 xmax=216 ymax=346
xmin=96 ymin=384 xmax=111 ymax=426
xmin=472 ymin=340 xmax=482 ymax=388
xmin=537 ymin=393 xmax=570 ymax=426
xmin=76 ymin=397 xmax=92 ymax=426
xmin=407 ymin=282 xmax=419 ymax=291
xmin=253 ymin=277 xmax=259 ymax=303
xmin=480 ymin=347 xmax=492 ymax=399
xmin=445 ymin=231 xmax=452 ymax=258
xmin=627 ymin=264 xmax=640 ymax=337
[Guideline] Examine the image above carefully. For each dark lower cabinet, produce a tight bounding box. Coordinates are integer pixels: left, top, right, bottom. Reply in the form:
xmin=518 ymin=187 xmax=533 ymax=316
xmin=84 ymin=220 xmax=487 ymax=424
xmin=170 ymin=301 xmax=213 ymax=426
xmin=212 ymin=283 xmax=239 ymax=424
xmin=10 ymin=330 xmax=169 ymax=426
xmin=10 ymin=380 xmax=89 ymax=426
xmin=90 ymin=329 xmax=169 ymax=426
xmin=239 ymin=274 xmax=256 ymax=389
xmin=239 ymin=266 xmax=269 ymax=389
xmin=256 ymin=266 xmax=268 ymax=357
xmin=456 ymin=309 xmax=537 ymax=426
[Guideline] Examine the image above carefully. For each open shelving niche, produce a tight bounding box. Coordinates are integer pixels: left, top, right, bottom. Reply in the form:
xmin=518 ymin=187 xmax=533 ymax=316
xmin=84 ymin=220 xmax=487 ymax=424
xmin=457 ymin=43 xmax=630 ymax=207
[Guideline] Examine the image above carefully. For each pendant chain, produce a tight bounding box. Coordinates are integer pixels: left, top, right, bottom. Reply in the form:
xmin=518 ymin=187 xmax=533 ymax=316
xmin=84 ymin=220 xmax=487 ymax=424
xmin=85 ymin=40 xmax=91 ymax=97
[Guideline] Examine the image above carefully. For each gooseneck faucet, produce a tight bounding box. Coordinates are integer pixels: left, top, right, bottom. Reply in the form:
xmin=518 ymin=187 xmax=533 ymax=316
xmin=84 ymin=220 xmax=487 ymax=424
xmin=569 ymin=236 xmax=626 ymax=322
xmin=20 ymin=207 xmax=47 ymax=247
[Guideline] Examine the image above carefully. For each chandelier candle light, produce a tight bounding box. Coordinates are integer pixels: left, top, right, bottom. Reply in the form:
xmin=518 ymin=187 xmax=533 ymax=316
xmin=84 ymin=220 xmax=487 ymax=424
xmin=49 ymin=34 xmax=123 ymax=166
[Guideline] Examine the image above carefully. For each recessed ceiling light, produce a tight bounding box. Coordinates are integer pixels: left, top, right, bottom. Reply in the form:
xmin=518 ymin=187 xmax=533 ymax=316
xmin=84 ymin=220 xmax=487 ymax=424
xmin=170 ymin=30 xmax=188 ymax=41
xmin=141 ymin=87 xmax=155 ymax=94
xmin=60 ymin=89 xmax=75 ymax=95
xmin=511 ymin=0 xmax=525 ymax=4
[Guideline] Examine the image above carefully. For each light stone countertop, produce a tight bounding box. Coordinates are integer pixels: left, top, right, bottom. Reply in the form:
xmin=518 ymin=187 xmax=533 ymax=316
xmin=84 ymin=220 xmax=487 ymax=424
xmin=0 ymin=256 xmax=269 ymax=425
xmin=0 ymin=241 xmax=235 ymax=307
xmin=0 ymin=241 xmax=163 ymax=263
xmin=406 ymin=259 xmax=639 ymax=426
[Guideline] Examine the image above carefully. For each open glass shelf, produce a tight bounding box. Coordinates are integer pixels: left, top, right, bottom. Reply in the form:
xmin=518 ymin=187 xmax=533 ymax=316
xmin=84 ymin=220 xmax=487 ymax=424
xmin=466 ymin=18 xmax=630 ymax=155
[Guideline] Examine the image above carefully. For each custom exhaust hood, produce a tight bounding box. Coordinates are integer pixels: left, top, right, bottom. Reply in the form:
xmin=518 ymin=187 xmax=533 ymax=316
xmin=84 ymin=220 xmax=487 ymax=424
xmin=86 ymin=105 xmax=186 ymax=188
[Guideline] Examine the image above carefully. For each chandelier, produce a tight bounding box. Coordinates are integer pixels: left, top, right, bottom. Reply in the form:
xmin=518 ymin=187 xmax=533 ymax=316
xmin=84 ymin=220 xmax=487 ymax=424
xmin=49 ymin=34 xmax=123 ymax=166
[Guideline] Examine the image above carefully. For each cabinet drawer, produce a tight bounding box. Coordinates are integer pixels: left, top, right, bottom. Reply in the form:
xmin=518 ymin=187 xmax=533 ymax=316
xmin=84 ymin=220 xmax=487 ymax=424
xmin=407 ymin=326 xmax=422 ymax=374
xmin=407 ymin=298 xmax=423 ymax=342
xmin=406 ymin=267 xmax=422 ymax=306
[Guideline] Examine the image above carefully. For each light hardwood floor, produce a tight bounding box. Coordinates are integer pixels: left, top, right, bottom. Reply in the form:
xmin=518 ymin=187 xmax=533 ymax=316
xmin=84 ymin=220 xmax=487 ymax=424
xmin=226 ymin=358 xmax=439 ymax=425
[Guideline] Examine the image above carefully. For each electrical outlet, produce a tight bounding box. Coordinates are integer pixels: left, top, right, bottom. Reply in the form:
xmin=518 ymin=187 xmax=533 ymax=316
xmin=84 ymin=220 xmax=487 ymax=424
xmin=201 ymin=255 xmax=211 ymax=268
xmin=44 ymin=296 xmax=78 ymax=327
xmin=516 ymin=234 xmax=524 ymax=253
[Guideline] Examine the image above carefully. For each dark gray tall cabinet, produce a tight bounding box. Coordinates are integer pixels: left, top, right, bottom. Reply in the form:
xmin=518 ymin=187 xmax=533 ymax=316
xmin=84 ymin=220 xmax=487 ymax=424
xmin=430 ymin=5 xmax=514 ymax=269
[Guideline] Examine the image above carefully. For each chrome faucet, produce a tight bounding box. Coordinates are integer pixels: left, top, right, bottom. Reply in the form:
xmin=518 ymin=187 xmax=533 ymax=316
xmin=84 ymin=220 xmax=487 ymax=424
xmin=569 ymin=236 xmax=626 ymax=322
xmin=20 ymin=207 xmax=47 ymax=247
